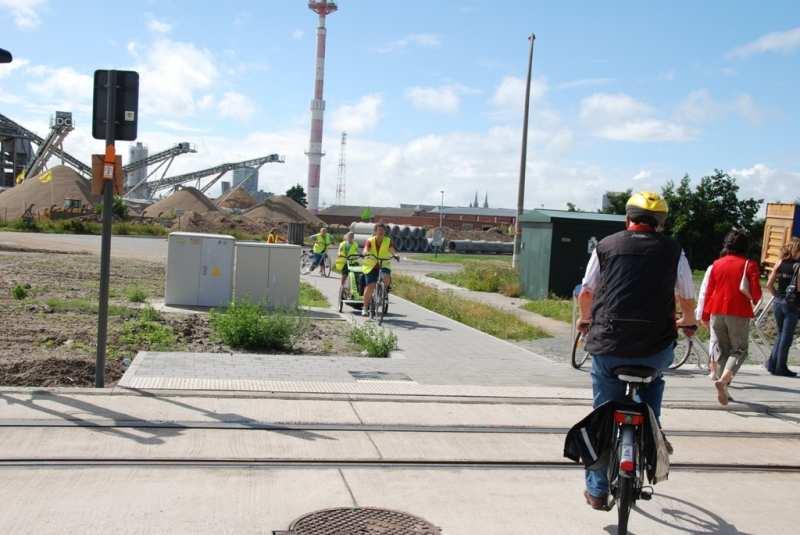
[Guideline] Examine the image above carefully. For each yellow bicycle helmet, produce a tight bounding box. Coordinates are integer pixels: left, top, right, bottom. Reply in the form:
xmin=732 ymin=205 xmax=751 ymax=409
xmin=626 ymin=191 xmax=668 ymax=227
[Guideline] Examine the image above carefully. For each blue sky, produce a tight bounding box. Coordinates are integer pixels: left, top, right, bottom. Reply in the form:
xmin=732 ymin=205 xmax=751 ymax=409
xmin=1 ymin=0 xmax=799 ymax=210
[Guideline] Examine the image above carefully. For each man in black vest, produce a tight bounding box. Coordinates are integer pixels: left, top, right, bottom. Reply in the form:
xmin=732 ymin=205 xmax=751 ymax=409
xmin=576 ymin=191 xmax=697 ymax=509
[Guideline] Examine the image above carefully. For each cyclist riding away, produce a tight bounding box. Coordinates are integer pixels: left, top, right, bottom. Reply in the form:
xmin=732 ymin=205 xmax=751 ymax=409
xmin=304 ymin=227 xmax=332 ymax=275
xmin=361 ymin=223 xmax=398 ymax=317
xmin=336 ymin=232 xmax=360 ymax=287
xmin=575 ymin=191 xmax=696 ymax=510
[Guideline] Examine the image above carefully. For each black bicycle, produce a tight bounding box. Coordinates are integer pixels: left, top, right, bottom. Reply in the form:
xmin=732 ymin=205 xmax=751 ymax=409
xmin=365 ymin=254 xmax=398 ymax=325
xmin=668 ymin=325 xmax=708 ymax=370
xmin=571 ymin=330 xmax=591 ymax=369
xmin=607 ymin=365 xmax=659 ymax=534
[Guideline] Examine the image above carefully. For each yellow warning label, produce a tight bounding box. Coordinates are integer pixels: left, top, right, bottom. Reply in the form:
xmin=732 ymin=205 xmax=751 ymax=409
xmin=38 ymin=170 xmax=53 ymax=184
xmin=210 ymin=266 xmax=221 ymax=278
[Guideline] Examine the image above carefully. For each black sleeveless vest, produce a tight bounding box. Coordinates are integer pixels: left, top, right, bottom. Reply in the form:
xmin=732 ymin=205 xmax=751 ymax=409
xmin=585 ymin=230 xmax=681 ymax=358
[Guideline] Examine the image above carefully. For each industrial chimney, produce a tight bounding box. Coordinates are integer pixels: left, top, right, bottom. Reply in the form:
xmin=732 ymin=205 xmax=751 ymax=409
xmin=305 ymin=0 xmax=337 ymax=213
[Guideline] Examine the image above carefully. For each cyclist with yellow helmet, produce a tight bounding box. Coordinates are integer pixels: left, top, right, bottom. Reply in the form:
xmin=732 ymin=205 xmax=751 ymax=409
xmin=576 ymin=191 xmax=697 ymax=510
xmin=361 ymin=223 xmax=398 ymax=316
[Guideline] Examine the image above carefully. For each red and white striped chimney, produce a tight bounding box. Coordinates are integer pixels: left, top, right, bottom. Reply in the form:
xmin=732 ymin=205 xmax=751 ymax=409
xmin=306 ymin=0 xmax=337 ymax=213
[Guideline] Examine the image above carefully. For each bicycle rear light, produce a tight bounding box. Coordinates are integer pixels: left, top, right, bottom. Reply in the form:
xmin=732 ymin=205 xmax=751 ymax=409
xmin=619 ymin=459 xmax=636 ymax=472
xmin=614 ymin=411 xmax=644 ymax=426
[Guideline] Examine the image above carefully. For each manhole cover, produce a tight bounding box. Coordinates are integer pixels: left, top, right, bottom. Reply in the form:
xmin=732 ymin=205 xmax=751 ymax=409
xmin=276 ymin=507 xmax=441 ymax=535
xmin=349 ymin=371 xmax=412 ymax=382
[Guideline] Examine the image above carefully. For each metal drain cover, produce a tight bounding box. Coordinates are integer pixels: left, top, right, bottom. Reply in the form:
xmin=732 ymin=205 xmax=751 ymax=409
xmin=276 ymin=507 xmax=441 ymax=535
xmin=349 ymin=371 xmax=412 ymax=381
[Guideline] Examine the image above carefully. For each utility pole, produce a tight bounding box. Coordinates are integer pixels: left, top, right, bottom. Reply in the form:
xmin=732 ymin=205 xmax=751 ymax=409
xmin=512 ymin=33 xmax=535 ymax=269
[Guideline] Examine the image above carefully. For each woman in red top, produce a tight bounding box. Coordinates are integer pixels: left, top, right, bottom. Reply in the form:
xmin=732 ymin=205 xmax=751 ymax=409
xmin=699 ymin=230 xmax=762 ymax=405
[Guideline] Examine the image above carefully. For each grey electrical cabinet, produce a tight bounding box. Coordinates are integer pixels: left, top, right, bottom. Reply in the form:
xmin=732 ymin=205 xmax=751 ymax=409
xmin=234 ymin=242 xmax=301 ymax=309
xmin=165 ymin=232 xmax=235 ymax=307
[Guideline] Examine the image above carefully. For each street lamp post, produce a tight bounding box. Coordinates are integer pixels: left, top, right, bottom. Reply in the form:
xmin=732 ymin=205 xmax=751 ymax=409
xmin=512 ymin=33 xmax=536 ymax=269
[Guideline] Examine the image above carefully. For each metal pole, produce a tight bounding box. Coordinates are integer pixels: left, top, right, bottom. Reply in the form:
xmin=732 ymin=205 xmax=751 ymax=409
xmin=512 ymin=34 xmax=535 ymax=269
xmin=437 ymin=190 xmax=444 ymax=257
xmin=95 ymin=70 xmax=117 ymax=388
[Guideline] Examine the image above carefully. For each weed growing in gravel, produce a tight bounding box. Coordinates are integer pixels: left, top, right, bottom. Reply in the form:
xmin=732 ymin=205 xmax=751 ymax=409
xmin=348 ymin=322 xmax=398 ymax=358
xmin=125 ymin=286 xmax=148 ymax=303
xmin=11 ymin=284 xmax=28 ymax=300
xmin=119 ymin=307 xmax=176 ymax=351
xmin=430 ymin=262 xmax=521 ymax=296
xmin=209 ymin=301 xmax=307 ymax=351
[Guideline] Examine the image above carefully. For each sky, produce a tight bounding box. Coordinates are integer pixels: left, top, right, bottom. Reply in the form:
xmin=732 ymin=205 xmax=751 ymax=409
xmin=1 ymin=0 xmax=799 ymax=211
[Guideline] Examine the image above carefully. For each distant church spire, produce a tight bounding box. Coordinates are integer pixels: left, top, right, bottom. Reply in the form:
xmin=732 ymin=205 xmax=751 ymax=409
xmin=483 ymin=192 xmax=489 ymax=208
xmin=473 ymin=191 xmax=479 ymax=208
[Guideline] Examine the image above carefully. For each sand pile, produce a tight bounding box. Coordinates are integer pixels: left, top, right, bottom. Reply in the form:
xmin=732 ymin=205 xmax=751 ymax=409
xmin=0 ymin=165 xmax=98 ymax=220
xmin=244 ymin=195 xmax=324 ymax=227
xmin=143 ymin=187 xmax=217 ymax=218
xmin=172 ymin=210 xmax=271 ymax=236
xmin=216 ymin=187 xmax=257 ymax=210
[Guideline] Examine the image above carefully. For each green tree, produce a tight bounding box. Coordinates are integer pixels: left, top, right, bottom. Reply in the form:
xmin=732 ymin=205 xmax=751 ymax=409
xmin=662 ymin=170 xmax=762 ymax=269
xmin=566 ymin=202 xmax=582 ymax=212
xmin=285 ymin=184 xmax=307 ymax=207
xmin=599 ymin=189 xmax=632 ymax=215
xmin=95 ymin=196 xmax=128 ymax=219
xmin=360 ymin=207 xmax=373 ymax=221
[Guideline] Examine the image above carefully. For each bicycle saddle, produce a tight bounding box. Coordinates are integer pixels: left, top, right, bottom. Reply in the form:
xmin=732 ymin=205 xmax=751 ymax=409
xmin=613 ymin=365 xmax=658 ymax=383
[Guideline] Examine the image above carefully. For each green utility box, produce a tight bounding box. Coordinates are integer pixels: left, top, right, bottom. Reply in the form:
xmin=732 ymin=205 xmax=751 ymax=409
xmin=518 ymin=209 xmax=625 ymax=298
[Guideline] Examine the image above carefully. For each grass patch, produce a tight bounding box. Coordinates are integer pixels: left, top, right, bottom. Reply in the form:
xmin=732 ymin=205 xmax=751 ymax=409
xmin=299 ymin=282 xmax=329 ymax=308
xmin=209 ymin=301 xmax=307 ymax=351
xmin=125 ymin=286 xmax=148 ymax=303
xmin=118 ymin=308 xmax=177 ymax=352
xmin=429 ymin=263 xmax=521 ymax=296
xmin=392 ymin=274 xmax=548 ymax=341
xmin=0 ymin=218 xmax=167 ymax=236
xmin=43 ymin=298 xmax=140 ymax=318
xmin=522 ymin=297 xmax=572 ymax=323
xmin=348 ymin=322 xmax=398 ymax=358
xmin=410 ymin=253 xmax=512 ymax=266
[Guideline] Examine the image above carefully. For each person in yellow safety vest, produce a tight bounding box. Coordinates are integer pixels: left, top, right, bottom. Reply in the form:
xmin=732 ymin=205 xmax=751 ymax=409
xmin=336 ymin=232 xmax=360 ymax=287
xmin=266 ymin=228 xmax=278 ymax=244
xmin=361 ymin=223 xmax=399 ymax=316
xmin=305 ymin=227 xmax=333 ymax=274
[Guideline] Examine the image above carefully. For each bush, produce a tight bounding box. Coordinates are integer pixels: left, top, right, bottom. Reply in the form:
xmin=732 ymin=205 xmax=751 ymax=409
xmin=431 ymin=263 xmax=520 ymax=294
xmin=349 ymin=322 xmax=397 ymax=358
xmin=12 ymin=284 xmax=28 ymax=300
xmin=209 ymin=301 xmax=306 ymax=351
xmin=299 ymin=282 xmax=329 ymax=308
xmin=125 ymin=286 xmax=148 ymax=303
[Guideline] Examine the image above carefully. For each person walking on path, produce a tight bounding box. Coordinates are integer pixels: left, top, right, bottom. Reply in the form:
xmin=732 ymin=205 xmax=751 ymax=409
xmin=304 ymin=227 xmax=332 ymax=275
xmin=765 ymin=239 xmax=800 ymax=377
xmin=697 ymin=230 xmax=762 ymax=405
xmin=575 ymin=191 xmax=696 ymax=509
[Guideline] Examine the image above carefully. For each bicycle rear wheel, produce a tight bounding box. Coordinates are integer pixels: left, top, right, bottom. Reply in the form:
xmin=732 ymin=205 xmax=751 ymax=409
xmin=338 ymin=285 xmax=347 ymax=313
xmin=321 ymin=255 xmax=332 ymax=277
xmin=571 ymin=332 xmax=590 ymax=369
xmin=669 ymin=337 xmax=693 ymax=369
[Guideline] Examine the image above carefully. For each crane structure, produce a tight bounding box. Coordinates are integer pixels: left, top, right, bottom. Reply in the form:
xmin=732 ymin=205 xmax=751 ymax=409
xmin=122 ymin=142 xmax=197 ymax=198
xmin=305 ymin=0 xmax=338 ymax=213
xmin=335 ymin=131 xmax=346 ymax=205
xmin=0 ymin=112 xmax=92 ymax=179
xmin=129 ymin=154 xmax=285 ymax=199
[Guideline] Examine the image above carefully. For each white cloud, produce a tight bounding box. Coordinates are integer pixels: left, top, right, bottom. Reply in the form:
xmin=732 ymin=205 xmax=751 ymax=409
xmin=730 ymin=164 xmax=800 ymax=203
xmin=291 ymin=29 xmax=304 ymax=40
xmin=147 ymin=19 xmax=172 ymax=34
xmin=155 ymin=119 xmax=208 ymax=133
xmin=491 ymin=75 xmax=548 ymax=110
xmin=331 ymin=94 xmax=383 ymax=133
xmin=727 ymin=26 xmax=800 ymax=59
xmin=405 ymin=85 xmax=472 ymax=114
xmin=0 ymin=0 xmax=46 ymax=29
xmin=0 ymin=57 xmax=29 ymax=78
xmin=632 ymin=170 xmax=652 ymax=181
xmin=676 ymin=89 xmax=765 ymax=126
xmin=659 ymin=69 xmax=676 ymax=81
xmin=374 ymin=33 xmax=441 ymax=54
xmin=557 ymin=78 xmax=613 ymax=90
xmin=25 ymin=65 xmax=93 ymax=113
xmin=580 ymin=92 xmax=694 ymax=142
xmin=217 ymin=91 xmax=256 ymax=121
xmin=133 ymin=38 xmax=218 ymax=117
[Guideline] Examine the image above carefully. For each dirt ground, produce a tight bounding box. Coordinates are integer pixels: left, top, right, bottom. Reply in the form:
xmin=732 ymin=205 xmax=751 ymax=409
xmin=0 ymin=248 xmax=357 ymax=387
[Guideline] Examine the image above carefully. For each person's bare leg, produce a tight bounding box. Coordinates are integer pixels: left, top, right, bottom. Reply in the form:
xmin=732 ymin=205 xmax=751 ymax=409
xmin=363 ymin=284 xmax=375 ymax=310
xmin=715 ymin=370 xmax=734 ymax=406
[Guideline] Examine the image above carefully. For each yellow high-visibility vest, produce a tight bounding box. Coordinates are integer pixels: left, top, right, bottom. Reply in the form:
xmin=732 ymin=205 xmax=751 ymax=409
xmin=363 ymin=236 xmax=392 ymax=273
